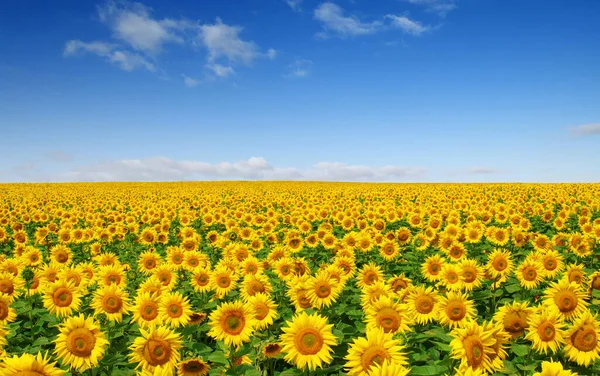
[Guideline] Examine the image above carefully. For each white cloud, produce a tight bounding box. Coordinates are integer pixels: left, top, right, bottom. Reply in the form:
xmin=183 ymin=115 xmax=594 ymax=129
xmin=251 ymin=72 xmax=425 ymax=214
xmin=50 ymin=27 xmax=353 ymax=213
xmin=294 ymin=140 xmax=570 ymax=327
xmin=467 ymin=167 xmax=504 ymax=175
xmin=286 ymin=0 xmax=302 ymax=12
xmin=98 ymin=1 xmax=187 ymax=54
xmin=267 ymin=48 xmax=278 ymax=60
xmin=403 ymin=0 xmax=457 ymax=16
xmin=64 ymin=40 xmax=155 ymax=72
xmin=207 ymin=63 xmax=235 ymax=77
xmin=56 ymin=156 xmax=425 ymax=182
xmin=570 ymin=123 xmax=600 ymax=136
xmin=199 ymin=18 xmax=258 ymax=64
xmin=64 ymin=1 xmax=273 ymax=82
xmin=386 ymin=15 xmax=430 ymax=36
xmin=285 ymin=59 xmax=313 ymax=78
xmin=314 ymin=2 xmax=382 ymax=37
xmin=182 ymin=74 xmax=200 ymax=87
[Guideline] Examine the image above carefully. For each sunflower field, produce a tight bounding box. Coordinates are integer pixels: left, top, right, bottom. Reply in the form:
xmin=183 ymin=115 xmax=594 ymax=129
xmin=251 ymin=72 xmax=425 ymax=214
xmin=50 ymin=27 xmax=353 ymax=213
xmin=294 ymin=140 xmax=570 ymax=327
xmin=1 ymin=182 xmax=600 ymax=376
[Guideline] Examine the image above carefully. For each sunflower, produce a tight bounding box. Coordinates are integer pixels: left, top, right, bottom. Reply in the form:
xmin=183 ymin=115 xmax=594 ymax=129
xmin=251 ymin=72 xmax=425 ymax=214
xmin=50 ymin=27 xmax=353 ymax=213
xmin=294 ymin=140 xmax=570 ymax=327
xmin=190 ymin=267 xmax=212 ymax=294
xmin=177 ymin=358 xmax=210 ymax=376
xmin=306 ymin=270 xmax=341 ymax=309
xmin=436 ymin=291 xmax=476 ymax=329
xmin=263 ymin=343 xmax=283 ymax=358
xmin=153 ymin=264 xmax=178 ymax=290
xmin=387 ymin=274 xmax=412 ymax=300
xmin=54 ymin=314 xmax=109 ymax=371
xmin=449 ymin=320 xmax=497 ymax=374
xmin=345 ymin=327 xmax=408 ymax=376
xmin=525 ymin=309 xmax=566 ymax=354
xmin=540 ymin=249 xmax=564 ymax=279
xmin=460 ymin=259 xmax=484 ymax=291
xmin=396 ymin=227 xmax=412 ymax=245
xmin=288 ymin=282 xmax=313 ymax=312
xmin=544 ymin=279 xmax=588 ymax=322
xmin=487 ymin=227 xmax=510 ymax=247
xmin=404 ymin=285 xmax=439 ymax=325
xmin=138 ymin=276 xmax=169 ymax=298
xmin=379 ymin=240 xmax=399 ymax=261
xmin=563 ymin=310 xmax=600 ymax=366
xmin=247 ymin=292 xmax=278 ymax=330
xmin=159 ymin=291 xmax=192 ymax=328
xmin=0 ymin=294 xmax=16 ymax=325
xmin=239 ymin=256 xmax=263 ymax=276
xmin=240 ymin=273 xmax=272 ymax=301
xmin=356 ymin=263 xmax=384 ymax=290
xmin=483 ymin=319 xmax=510 ymax=372
xmin=563 ymin=264 xmax=586 ymax=286
xmin=0 ymin=352 xmax=64 ymax=376
xmin=210 ymin=266 xmax=239 ymax=299
xmin=366 ymin=359 xmax=410 ymax=376
xmin=183 ymin=251 xmax=208 ymax=272
xmin=91 ymin=284 xmax=130 ymax=322
xmin=280 ymin=311 xmax=337 ymax=370
xmin=439 ymin=263 xmax=464 ymax=291
xmin=516 ymin=258 xmax=544 ymax=290
xmin=0 ymin=272 xmax=24 ymax=302
xmin=588 ymin=271 xmax=600 ymax=295
xmin=132 ymin=292 xmax=163 ymax=328
xmin=138 ymin=251 xmax=162 ymax=276
xmin=129 ymin=325 xmax=182 ymax=374
xmin=494 ymin=301 xmax=534 ymax=339
xmin=421 ymin=254 xmax=446 ymax=282
xmin=533 ymin=361 xmax=578 ymax=376
xmin=57 ymin=265 xmax=89 ymax=289
xmin=43 ymin=279 xmax=82 ymax=317
xmin=97 ymin=264 xmax=126 ymax=288
xmin=208 ymin=300 xmax=257 ymax=347
xmin=486 ymin=249 xmax=513 ymax=282
xmin=50 ymin=245 xmax=73 ymax=266
xmin=365 ymin=295 xmax=411 ymax=334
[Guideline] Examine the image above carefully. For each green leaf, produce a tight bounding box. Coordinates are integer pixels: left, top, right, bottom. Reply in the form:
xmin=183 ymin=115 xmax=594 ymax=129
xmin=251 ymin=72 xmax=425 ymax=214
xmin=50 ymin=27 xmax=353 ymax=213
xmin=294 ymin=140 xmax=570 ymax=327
xmin=511 ymin=343 xmax=529 ymax=357
xmin=410 ymin=365 xmax=449 ymax=375
xmin=208 ymin=351 xmax=228 ymax=365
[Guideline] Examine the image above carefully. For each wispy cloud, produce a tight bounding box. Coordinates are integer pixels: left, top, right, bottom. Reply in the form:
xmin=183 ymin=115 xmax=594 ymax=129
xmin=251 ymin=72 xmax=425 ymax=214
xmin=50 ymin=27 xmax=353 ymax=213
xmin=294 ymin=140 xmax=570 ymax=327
xmin=285 ymin=0 xmax=302 ymax=12
xmin=467 ymin=167 xmax=504 ymax=175
xmin=46 ymin=156 xmax=426 ymax=182
xmin=97 ymin=1 xmax=188 ymax=54
xmin=63 ymin=40 xmax=155 ymax=72
xmin=314 ymin=2 xmax=382 ymax=38
xmin=64 ymin=1 xmax=275 ymax=82
xmin=207 ymin=63 xmax=235 ymax=78
xmin=285 ymin=59 xmax=313 ymax=78
xmin=182 ymin=74 xmax=200 ymax=87
xmin=314 ymin=2 xmax=432 ymax=39
xmin=402 ymin=0 xmax=457 ymax=17
xmin=386 ymin=15 xmax=430 ymax=36
xmin=569 ymin=123 xmax=600 ymax=136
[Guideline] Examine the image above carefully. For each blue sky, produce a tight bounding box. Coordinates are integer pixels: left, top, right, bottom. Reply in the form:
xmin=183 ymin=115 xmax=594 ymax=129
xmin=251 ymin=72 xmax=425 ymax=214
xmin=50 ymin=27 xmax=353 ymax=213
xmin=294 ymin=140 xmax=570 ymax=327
xmin=0 ymin=0 xmax=599 ymax=182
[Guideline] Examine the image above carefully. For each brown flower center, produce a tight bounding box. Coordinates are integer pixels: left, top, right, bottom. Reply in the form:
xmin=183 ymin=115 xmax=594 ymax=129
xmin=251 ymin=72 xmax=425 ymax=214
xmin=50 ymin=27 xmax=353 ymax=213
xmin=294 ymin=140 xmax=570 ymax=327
xmin=102 ymin=294 xmax=122 ymax=313
xmin=503 ymin=311 xmax=529 ymax=338
xmin=221 ymin=311 xmax=245 ymax=335
xmin=53 ymin=287 xmax=73 ymax=307
xmin=361 ymin=346 xmax=389 ymax=373
xmin=537 ymin=321 xmax=556 ymax=342
xmin=571 ymin=324 xmax=598 ymax=352
xmin=553 ymin=290 xmax=578 ymax=313
xmin=415 ymin=295 xmax=434 ymax=314
xmin=376 ymin=307 xmax=400 ymax=333
xmin=463 ymin=335 xmax=484 ymax=368
xmin=254 ymin=302 xmax=269 ymax=321
xmin=445 ymin=300 xmax=466 ymax=321
xmin=143 ymin=338 xmax=172 ymax=366
xmin=522 ymin=266 xmax=538 ymax=282
xmin=294 ymin=328 xmax=324 ymax=355
xmin=66 ymin=328 xmax=96 ymax=357
xmin=140 ymin=302 xmax=159 ymax=321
